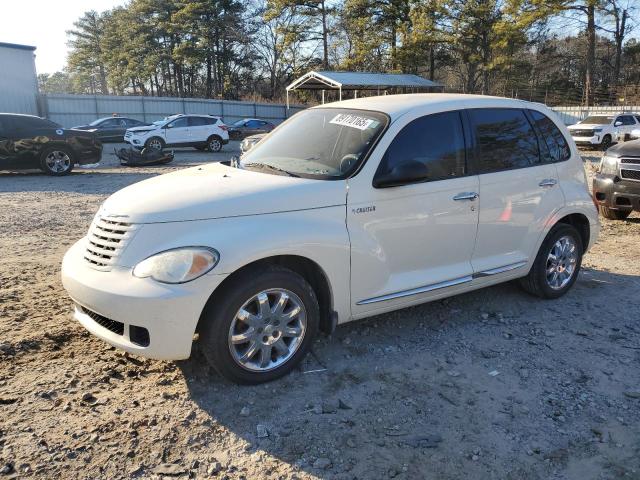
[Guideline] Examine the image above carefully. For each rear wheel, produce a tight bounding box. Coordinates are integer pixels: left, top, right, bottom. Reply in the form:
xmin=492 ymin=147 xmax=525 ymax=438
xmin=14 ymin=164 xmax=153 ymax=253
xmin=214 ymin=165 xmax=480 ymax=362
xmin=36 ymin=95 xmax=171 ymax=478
xmin=599 ymin=206 xmax=631 ymax=220
xmin=145 ymin=137 xmax=165 ymax=151
xmin=199 ymin=266 xmax=319 ymax=384
xmin=519 ymin=224 xmax=583 ymax=299
xmin=207 ymin=135 xmax=223 ymax=152
xmin=39 ymin=147 xmax=74 ymax=175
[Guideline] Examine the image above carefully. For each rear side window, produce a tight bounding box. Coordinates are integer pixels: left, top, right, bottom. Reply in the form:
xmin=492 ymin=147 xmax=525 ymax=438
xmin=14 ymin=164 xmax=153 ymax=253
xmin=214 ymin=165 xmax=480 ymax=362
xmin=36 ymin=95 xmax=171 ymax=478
xmin=469 ymin=108 xmax=539 ymax=173
xmin=189 ymin=117 xmax=208 ymax=127
xmin=377 ymin=111 xmax=466 ymax=182
xmin=529 ymin=110 xmax=571 ymax=163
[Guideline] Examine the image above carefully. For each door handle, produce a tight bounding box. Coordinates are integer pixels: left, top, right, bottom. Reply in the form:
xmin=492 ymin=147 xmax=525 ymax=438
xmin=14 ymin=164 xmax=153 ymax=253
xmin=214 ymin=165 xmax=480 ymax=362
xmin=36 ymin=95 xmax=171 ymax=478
xmin=539 ymin=179 xmax=557 ymax=187
xmin=453 ymin=192 xmax=479 ymax=201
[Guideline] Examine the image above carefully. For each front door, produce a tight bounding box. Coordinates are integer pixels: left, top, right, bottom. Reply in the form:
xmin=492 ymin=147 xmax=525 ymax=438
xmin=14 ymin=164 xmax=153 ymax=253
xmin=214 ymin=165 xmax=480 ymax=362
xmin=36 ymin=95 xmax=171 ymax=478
xmin=468 ymin=108 xmax=565 ymax=274
xmin=164 ymin=117 xmax=191 ymax=145
xmin=348 ymin=110 xmax=480 ymax=316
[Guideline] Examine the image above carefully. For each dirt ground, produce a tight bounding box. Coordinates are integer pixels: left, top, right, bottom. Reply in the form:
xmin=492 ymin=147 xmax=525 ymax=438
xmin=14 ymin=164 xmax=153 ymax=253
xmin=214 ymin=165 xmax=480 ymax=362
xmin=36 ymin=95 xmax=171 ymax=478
xmin=1 ymin=145 xmax=639 ymax=480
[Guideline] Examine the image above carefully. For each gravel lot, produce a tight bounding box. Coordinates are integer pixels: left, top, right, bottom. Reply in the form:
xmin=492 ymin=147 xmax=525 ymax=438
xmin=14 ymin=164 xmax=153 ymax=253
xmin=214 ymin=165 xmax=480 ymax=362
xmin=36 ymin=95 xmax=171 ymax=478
xmin=1 ymin=145 xmax=639 ymax=480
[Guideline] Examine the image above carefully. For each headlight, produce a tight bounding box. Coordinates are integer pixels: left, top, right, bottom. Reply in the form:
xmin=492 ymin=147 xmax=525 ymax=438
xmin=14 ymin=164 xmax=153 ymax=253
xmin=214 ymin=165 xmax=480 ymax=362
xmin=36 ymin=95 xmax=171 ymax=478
xmin=599 ymin=155 xmax=618 ymax=175
xmin=133 ymin=247 xmax=219 ymax=284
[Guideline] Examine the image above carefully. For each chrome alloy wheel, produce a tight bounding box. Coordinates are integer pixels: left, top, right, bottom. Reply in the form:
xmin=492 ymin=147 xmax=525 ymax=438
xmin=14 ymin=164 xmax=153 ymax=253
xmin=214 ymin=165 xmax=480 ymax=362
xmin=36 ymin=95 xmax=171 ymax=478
xmin=228 ymin=289 xmax=307 ymax=372
xmin=546 ymin=235 xmax=578 ymax=290
xmin=208 ymin=138 xmax=221 ymax=152
xmin=45 ymin=150 xmax=71 ymax=173
xmin=148 ymin=138 xmax=163 ymax=150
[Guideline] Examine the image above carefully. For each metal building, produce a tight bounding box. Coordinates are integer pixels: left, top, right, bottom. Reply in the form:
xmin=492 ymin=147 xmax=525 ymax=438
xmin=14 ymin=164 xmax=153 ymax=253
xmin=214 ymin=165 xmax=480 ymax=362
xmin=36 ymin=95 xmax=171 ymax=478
xmin=0 ymin=42 xmax=39 ymax=115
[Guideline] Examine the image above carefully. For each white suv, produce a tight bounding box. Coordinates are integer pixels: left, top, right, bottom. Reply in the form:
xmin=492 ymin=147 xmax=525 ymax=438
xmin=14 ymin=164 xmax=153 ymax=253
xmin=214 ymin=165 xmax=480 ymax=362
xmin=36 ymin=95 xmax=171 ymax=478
xmin=567 ymin=113 xmax=640 ymax=149
xmin=62 ymin=94 xmax=599 ymax=384
xmin=124 ymin=114 xmax=229 ymax=152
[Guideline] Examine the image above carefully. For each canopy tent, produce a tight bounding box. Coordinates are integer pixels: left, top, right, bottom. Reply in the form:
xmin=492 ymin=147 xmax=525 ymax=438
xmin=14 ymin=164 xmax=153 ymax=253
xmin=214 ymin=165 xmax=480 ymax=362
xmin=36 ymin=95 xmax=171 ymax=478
xmin=285 ymin=70 xmax=442 ymax=108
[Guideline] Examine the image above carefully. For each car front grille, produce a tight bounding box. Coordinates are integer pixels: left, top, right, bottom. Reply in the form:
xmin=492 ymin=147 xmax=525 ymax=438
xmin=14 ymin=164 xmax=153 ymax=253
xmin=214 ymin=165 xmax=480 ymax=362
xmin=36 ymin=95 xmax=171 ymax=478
xmin=620 ymin=169 xmax=640 ymax=181
xmin=80 ymin=306 xmax=124 ymax=335
xmin=620 ymin=157 xmax=640 ymax=164
xmin=571 ymin=129 xmax=594 ymax=137
xmin=84 ymin=215 xmax=138 ymax=270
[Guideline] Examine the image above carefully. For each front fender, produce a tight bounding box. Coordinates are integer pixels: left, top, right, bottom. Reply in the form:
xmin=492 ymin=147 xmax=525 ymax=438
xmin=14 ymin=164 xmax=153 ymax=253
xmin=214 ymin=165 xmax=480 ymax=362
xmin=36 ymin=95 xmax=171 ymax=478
xmin=118 ymin=206 xmax=352 ymax=323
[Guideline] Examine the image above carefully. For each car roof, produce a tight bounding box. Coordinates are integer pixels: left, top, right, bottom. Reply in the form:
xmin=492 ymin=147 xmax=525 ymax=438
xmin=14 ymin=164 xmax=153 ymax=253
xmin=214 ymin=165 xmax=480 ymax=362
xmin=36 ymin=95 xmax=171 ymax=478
xmin=311 ymin=93 xmax=546 ymax=120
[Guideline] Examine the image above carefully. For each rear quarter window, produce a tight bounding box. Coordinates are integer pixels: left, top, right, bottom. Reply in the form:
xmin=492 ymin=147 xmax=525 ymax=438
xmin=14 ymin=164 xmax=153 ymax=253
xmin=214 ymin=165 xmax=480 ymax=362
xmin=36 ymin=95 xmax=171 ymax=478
xmin=529 ymin=110 xmax=571 ymax=163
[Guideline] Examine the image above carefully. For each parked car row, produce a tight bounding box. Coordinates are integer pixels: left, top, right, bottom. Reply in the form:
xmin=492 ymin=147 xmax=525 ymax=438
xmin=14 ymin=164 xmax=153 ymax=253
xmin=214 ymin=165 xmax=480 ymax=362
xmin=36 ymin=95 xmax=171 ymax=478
xmin=0 ymin=112 xmax=278 ymax=175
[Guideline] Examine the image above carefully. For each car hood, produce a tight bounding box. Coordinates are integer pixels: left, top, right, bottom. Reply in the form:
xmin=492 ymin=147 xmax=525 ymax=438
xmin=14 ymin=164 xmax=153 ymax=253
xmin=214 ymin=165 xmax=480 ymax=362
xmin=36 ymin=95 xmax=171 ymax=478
xmin=568 ymin=123 xmax=609 ymax=130
xmin=605 ymin=138 xmax=640 ymax=157
xmin=100 ymin=163 xmax=347 ymax=223
xmin=127 ymin=125 xmax=158 ymax=132
xmin=71 ymin=125 xmax=93 ymax=130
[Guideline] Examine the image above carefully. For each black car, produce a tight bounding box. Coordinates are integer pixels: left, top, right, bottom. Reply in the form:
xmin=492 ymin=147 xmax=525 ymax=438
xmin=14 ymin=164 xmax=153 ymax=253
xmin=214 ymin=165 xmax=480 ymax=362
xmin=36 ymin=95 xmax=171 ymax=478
xmin=228 ymin=118 xmax=275 ymax=140
xmin=593 ymin=139 xmax=640 ymax=219
xmin=0 ymin=113 xmax=102 ymax=175
xmin=72 ymin=116 xmax=149 ymax=142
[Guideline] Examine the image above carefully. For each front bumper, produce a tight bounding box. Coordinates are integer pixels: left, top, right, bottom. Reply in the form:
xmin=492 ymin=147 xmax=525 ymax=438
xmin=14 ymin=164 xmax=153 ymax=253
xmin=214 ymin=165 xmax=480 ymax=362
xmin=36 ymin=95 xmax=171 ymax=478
xmin=592 ymin=173 xmax=640 ymax=211
xmin=61 ymin=239 xmax=228 ymax=360
xmin=571 ymin=135 xmax=603 ymax=145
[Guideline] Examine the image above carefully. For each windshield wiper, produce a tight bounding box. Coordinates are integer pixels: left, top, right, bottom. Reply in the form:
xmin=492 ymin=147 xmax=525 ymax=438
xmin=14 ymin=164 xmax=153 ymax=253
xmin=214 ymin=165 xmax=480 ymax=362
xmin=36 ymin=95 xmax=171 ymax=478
xmin=243 ymin=162 xmax=300 ymax=177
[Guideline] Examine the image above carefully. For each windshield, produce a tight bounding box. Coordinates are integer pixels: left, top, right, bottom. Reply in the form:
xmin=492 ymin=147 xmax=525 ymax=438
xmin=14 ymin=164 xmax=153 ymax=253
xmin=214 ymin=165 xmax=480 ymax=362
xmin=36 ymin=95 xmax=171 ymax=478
xmin=239 ymin=108 xmax=388 ymax=179
xmin=581 ymin=115 xmax=614 ymax=124
xmin=89 ymin=118 xmax=107 ymax=126
xmin=232 ymin=119 xmax=246 ymax=127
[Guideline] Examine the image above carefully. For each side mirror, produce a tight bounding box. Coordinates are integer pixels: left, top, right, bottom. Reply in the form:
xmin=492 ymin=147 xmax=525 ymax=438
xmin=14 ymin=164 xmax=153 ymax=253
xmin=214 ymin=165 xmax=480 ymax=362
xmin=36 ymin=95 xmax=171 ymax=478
xmin=614 ymin=121 xmax=622 ymax=127
xmin=373 ymin=160 xmax=429 ymax=188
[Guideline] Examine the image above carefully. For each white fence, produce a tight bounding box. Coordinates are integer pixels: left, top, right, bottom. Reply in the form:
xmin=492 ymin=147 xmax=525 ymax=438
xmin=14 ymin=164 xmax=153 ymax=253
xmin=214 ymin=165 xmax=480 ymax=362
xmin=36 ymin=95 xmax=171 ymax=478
xmin=39 ymin=94 xmax=306 ymax=128
xmin=37 ymin=93 xmax=640 ymax=127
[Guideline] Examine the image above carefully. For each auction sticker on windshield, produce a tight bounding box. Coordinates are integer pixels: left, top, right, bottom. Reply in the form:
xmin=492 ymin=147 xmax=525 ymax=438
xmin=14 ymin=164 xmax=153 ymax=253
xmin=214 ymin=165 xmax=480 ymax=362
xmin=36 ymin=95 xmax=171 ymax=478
xmin=330 ymin=113 xmax=379 ymax=130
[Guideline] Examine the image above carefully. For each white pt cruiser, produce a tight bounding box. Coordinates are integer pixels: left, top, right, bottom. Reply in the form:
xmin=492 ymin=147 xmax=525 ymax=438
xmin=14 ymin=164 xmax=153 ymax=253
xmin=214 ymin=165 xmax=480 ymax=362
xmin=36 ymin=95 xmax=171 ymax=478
xmin=62 ymin=94 xmax=599 ymax=384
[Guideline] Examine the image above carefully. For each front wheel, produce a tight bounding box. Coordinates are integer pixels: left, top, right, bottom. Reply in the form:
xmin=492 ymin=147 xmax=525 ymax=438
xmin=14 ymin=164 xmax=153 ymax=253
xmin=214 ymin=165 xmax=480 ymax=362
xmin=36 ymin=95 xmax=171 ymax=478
xmin=599 ymin=206 xmax=631 ymax=220
xmin=519 ymin=224 xmax=583 ymax=299
xmin=145 ymin=137 xmax=165 ymax=151
xmin=600 ymin=135 xmax=612 ymax=151
xmin=199 ymin=266 xmax=319 ymax=384
xmin=40 ymin=147 xmax=74 ymax=175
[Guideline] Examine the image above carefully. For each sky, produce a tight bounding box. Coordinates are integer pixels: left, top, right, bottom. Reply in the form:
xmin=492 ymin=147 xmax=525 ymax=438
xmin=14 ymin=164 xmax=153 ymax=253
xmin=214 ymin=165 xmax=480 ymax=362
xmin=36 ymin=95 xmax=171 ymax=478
xmin=2 ymin=0 xmax=127 ymax=75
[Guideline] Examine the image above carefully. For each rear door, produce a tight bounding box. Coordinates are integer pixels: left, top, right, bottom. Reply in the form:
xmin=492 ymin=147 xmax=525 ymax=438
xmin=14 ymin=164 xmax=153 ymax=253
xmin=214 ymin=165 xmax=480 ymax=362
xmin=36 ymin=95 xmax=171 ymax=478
xmin=468 ymin=108 xmax=564 ymax=275
xmin=188 ymin=116 xmax=212 ymax=143
xmin=618 ymin=115 xmax=637 ymax=141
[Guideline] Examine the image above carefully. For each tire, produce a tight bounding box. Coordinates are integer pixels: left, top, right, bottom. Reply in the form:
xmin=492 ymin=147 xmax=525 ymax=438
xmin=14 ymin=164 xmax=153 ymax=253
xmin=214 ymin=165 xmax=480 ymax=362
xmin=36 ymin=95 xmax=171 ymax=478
xmin=600 ymin=135 xmax=612 ymax=151
xmin=206 ymin=135 xmax=223 ymax=152
xmin=199 ymin=266 xmax=319 ymax=384
xmin=39 ymin=147 xmax=74 ymax=176
xmin=519 ymin=224 xmax=583 ymax=299
xmin=145 ymin=137 xmax=165 ymax=151
xmin=599 ymin=206 xmax=631 ymax=220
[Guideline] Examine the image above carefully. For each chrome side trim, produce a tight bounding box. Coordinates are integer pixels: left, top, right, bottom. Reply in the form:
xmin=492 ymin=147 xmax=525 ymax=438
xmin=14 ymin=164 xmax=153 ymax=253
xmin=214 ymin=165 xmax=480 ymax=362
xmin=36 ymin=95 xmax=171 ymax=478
xmin=356 ymin=275 xmax=473 ymax=305
xmin=473 ymin=261 xmax=528 ymax=278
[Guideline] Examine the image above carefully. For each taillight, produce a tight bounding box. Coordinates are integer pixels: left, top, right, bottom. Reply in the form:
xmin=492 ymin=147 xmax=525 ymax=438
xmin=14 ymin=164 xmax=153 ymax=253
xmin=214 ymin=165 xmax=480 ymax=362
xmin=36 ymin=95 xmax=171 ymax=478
xmin=219 ymin=125 xmax=228 ymax=131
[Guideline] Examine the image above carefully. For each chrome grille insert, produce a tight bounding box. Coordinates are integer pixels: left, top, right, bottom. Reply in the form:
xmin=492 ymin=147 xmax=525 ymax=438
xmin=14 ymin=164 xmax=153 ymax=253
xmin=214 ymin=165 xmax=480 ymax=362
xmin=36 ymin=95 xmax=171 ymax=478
xmin=84 ymin=215 xmax=138 ymax=270
xmin=620 ymin=157 xmax=640 ymax=164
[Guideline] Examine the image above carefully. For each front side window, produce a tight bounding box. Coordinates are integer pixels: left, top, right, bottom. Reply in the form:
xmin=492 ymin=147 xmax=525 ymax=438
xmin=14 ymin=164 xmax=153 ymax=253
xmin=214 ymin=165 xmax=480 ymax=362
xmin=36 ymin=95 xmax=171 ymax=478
xmin=529 ymin=110 xmax=571 ymax=163
xmin=240 ymin=108 xmax=388 ymax=179
xmin=469 ymin=108 xmax=539 ymax=173
xmin=619 ymin=115 xmax=636 ymax=126
xmin=167 ymin=117 xmax=189 ymax=129
xmin=100 ymin=119 xmax=120 ymax=128
xmin=375 ymin=111 xmax=466 ymax=183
